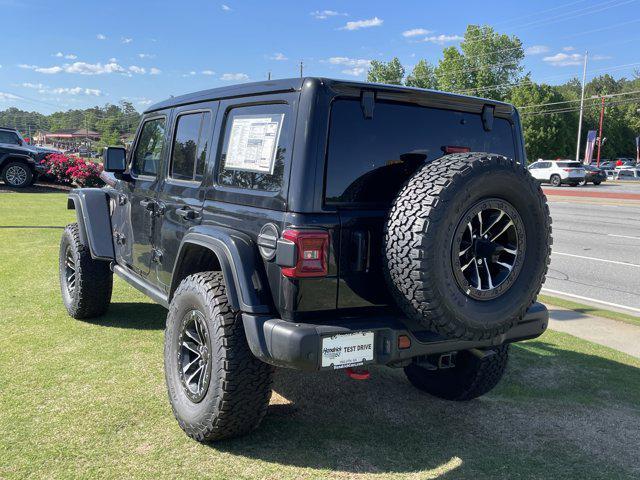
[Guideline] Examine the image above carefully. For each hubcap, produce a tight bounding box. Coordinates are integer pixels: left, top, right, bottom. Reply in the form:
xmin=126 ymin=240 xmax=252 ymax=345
xmin=6 ymin=165 xmax=28 ymax=186
xmin=177 ymin=310 xmax=211 ymax=402
xmin=451 ymin=198 xmax=525 ymax=300
xmin=64 ymin=246 xmax=77 ymax=293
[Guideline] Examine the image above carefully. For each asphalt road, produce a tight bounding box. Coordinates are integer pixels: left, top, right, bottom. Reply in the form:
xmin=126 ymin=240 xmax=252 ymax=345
xmin=543 ymin=190 xmax=640 ymax=314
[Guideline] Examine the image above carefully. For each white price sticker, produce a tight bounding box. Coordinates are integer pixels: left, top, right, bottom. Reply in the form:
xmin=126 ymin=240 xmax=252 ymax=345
xmin=224 ymin=114 xmax=284 ymax=174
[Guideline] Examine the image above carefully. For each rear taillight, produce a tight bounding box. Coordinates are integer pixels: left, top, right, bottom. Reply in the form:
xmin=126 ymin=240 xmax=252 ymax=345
xmin=281 ymin=230 xmax=329 ymax=278
xmin=443 ymin=145 xmax=471 ymax=154
xmin=563 ymin=168 xmax=571 ymax=172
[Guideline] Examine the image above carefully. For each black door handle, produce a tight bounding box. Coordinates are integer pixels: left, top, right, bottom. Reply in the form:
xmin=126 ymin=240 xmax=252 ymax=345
xmin=176 ymin=206 xmax=200 ymax=221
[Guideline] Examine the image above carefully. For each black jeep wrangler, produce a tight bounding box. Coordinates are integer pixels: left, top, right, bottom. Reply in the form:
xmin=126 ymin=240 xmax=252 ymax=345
xmin=59 ymin=78 xmax=551 ymax=442
xmin=0 ymin=127 xmax=49 ymax=187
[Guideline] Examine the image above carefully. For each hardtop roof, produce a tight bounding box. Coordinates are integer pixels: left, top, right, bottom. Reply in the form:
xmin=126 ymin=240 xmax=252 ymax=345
xmin=145 ymin=77 xmax=514 ymax=115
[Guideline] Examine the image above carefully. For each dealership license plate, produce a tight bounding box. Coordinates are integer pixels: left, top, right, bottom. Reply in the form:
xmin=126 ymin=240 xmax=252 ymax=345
xmin=321 ymin=331 xmax=375 ymax=369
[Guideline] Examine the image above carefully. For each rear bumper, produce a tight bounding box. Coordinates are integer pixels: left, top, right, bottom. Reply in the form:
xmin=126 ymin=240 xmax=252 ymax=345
xmin=242 ymin=302 xmax=549 ymax=371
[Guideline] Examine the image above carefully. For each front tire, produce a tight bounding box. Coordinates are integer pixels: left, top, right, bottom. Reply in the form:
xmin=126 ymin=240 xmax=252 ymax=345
xmin=59 ymin=223 xmax=113 ymax=319
xmin=593 ymin=180 xmax=601 ymax=185
xmin=164 ymin=272 xmax=273 ymax=442
xmin=404 ymin=345 xmax=509 ymax=400
xmin=550 ymin=174 xmax=561 ymax=187
xmin=1 ymin=161 xmax=33 ymax=188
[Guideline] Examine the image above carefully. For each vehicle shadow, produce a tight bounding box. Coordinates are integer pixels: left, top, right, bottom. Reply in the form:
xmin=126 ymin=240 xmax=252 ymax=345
xmin=0 ymin=182 xmax=71 ymax=194
xmin=83 ymin=302 xmax=167 ymax=330
xmin=214 ymin=340 xmax=640 ymax=478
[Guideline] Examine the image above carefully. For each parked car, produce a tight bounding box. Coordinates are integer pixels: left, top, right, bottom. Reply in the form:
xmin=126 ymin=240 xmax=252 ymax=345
xmin=0 ymin=126 xmax=49 ymax=187
xmin=58 ymin=77 xmax=551 ymax=442
xmin=581 ymin=164 xmax=607 ymax=185
xmin=528 ymin=159 xmax=585 ymax=186
xmin=616 ymin=167 xmax=640 ymax=180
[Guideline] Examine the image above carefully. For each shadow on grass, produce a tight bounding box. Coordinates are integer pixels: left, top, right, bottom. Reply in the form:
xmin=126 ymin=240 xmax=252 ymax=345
xmin=83 ymin=302 xmax=167 ymax=330
xmin=214 ymin=340 xmax=640 ymax=478
xmin=0 ymin=182 xmax=71 ymax=194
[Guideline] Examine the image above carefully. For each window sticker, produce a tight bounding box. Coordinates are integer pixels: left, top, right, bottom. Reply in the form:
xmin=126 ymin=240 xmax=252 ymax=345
xmin=225 ymin=114 xmax=284 ymax=174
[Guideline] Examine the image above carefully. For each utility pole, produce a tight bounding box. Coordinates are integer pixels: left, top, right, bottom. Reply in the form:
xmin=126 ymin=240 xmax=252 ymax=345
xmin=267 ymin=71 xmax=271 ymax=80
xmin=596 ymin=96 xmax=605 ymax=168
xmin=575 ymin=51 xmax=588 ymax=162
xmin=299 ymin=60 xmax=304 ymax=78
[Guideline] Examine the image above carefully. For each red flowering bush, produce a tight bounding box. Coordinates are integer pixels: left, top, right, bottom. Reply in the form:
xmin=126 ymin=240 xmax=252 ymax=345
xmin=41 ymin=153 xmax=104 ymax=187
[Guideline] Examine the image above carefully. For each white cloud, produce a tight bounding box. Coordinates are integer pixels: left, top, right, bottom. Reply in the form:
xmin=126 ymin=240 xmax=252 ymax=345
xmin=543 ymin=52 xmax=585 ymax=66
xmin=0 ymin=92 xmax=20 ymax=101
xmin=121 ymin=37 xmax=133 ymax=44
xmin=563 ymin=46 xmax=575 ymax=52
xmin=342 ymin=67 xmax=366 ymax=76
xmin=221 ymin=4 xmax=231 ymax=11
xmin=21 ymin=82 xmax=46 ymax=89
xmin=128 ymin=65 xmax=146 ymax=74
xmin=108 ymin=57 xmax=117 ymax=63
xmin=525 ymin=45 xmax=549 ymax=55
xmin=402 ymin=28 xmax=432 ymax=38
xmin=220 ymin=73 xmax=249 ymax=81
xmin=268 ymin=52 xmax=288 ymax=61
xmin=311 ymin=10 xmax=347 ymax=20
xmin=54 ymin=52 xmax=78 ymax=59
xmin=149 ymin=67 xmax=161 ymax=75
xmin=96 ymin=33 xmax=107 ymax=40
xmin=50 ymin=87 xmax=103 ymax=96
xmin=341 ymin=17 xmax=383 ymax=31
xmin=201 ymin=70 xmax=215 ymax=75
xmin=138 ymin=98 xmax=153 ymax=106
xmin=65 ymin=61 xmax=126 ymax=75
xmin=422 ymin=34 xmax=463 ymax=44
xmin=327 ymin=56 xmax=371 ymax=68
xmin=542 ymin=53 xmax=583 ymax=67
xmin=137 ymin=53 xmax=155 ymax=59
xmin=35 ymin=66 xmax=64 ymax=74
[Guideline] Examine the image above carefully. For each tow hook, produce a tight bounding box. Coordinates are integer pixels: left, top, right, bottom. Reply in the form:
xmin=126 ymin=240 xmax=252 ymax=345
xmin=346 ymin=367 xmax=370 ymax=380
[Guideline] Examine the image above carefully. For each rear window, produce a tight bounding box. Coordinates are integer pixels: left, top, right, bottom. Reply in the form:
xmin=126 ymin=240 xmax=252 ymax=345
xmin=557 ymin=162 xmax=582 ymax=168
xmin=324 ymin=99 xmax=516 ymax=207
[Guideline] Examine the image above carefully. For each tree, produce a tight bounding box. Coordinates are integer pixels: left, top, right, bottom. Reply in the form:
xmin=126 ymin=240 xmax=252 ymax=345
xmin=406 ymin=60 xmax=438 ymax=89
xmin=367 ymin=57 xmax=405 ymax=85
xmin=436 ymin=25 xmax=524 ymax=100
xmin=509 ymin=78 xmax=576 ymax=161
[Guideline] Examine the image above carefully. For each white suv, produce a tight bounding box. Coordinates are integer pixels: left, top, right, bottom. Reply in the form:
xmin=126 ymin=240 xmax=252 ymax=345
xmin=528 ymin=160 xmax=586 ymax=187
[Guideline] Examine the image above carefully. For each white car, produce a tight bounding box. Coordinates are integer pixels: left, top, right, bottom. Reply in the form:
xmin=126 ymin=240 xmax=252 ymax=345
xmin=616 ymin=167 xmax=640 ymax=180
xmin=528 ymin=160 xmax=586 ymax=187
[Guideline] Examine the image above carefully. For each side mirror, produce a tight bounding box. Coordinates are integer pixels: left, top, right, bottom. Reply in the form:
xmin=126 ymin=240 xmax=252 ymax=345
xmin=103 ymin=146 xmax=127 ymax=173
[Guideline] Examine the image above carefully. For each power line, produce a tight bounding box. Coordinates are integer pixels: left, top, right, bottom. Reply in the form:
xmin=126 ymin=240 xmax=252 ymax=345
xmin=519 ymin=89 xmax=640 ymax=109
xmin=521 ymin=96 xmax=640 ymax=116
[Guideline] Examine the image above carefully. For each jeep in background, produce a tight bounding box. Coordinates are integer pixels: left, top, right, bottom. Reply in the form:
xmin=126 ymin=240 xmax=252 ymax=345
xmin=0 ymin=127 xmax=49 ymax=187
xmin=58 ymin=78 xmax=552 ymax=442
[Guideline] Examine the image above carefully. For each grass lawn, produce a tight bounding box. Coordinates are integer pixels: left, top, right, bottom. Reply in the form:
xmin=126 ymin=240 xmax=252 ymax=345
xmin=1 ymin=192 xmax=640 ymax=479
xmin=539 ymin=294 xmax=640 ymax=327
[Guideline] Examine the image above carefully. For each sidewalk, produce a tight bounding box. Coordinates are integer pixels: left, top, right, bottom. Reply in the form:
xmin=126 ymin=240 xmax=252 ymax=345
xmin=547 ymin=307 xmax=640 ymax=359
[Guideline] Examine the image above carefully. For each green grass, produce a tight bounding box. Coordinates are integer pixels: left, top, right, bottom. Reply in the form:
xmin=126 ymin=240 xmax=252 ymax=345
xmin=539 ymin=294 xmax=640 ymax=327
xmin=2 ymin=192 xmax=640 ymax=479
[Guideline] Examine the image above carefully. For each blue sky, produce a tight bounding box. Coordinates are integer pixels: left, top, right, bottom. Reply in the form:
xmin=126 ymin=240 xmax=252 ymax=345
xmin=1 ymin=0 xmax=638 ymax=114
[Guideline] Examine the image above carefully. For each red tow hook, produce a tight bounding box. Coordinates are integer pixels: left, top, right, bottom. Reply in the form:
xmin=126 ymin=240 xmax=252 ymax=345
xmin=346 ymin=367 xmax=370 ymax=380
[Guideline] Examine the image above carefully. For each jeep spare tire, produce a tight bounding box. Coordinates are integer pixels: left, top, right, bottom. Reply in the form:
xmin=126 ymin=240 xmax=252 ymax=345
xmin=384 ymin=153 xmax=551 ymax=341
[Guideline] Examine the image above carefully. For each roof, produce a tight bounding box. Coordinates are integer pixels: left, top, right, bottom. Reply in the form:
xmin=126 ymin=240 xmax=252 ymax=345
xmin=145 ymin=77 xmax=514 ymax=115
xmin=0 ymin=126 xmax=18 ymax=132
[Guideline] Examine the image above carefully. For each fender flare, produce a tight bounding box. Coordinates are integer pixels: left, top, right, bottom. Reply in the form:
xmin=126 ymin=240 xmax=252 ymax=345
xmin=171 ymin=226 xmax=272 ymax=314
xmin=67 ymin=188 xmax=115 ymax=260
xmin=0 ymin=153 xmax=35 ymax=170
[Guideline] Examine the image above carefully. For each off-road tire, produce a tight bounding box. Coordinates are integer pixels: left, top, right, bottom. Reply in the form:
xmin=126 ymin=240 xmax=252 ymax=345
xmin=593 ymin=180 xmax=601 ymax=185
xmin=384 ymin=153 xmax=551 ymax=340
xmin=404 ymin=345 xmax=509 ymax=400
xmin=1 ymin=161 xmax=33 ymax=188
xmin=59 ymin=223 xmax=113 ymax=319
xmin=550 ymin=174 xmax=561 ymax=187
xmin=164 ymin=272 xmax=274 ymax=442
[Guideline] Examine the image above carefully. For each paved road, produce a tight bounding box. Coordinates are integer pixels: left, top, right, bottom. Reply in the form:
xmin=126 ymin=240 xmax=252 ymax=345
xmin=543 ymin=191 xmax=640 ymax=314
